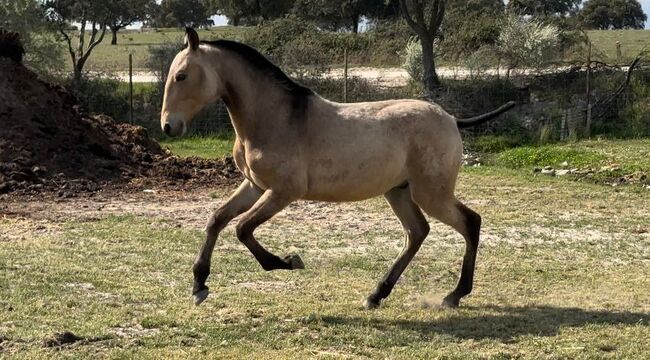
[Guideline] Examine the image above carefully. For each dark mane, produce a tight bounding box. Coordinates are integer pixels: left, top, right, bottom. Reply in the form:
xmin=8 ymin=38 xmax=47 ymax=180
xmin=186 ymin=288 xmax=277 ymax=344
xmin=200 ymin=40 xmax=313 ymax=97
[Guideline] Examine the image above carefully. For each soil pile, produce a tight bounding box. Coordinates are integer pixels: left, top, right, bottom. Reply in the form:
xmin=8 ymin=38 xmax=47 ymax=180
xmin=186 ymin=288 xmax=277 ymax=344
xmin=0 ymin=31 xmax=240 ymax=196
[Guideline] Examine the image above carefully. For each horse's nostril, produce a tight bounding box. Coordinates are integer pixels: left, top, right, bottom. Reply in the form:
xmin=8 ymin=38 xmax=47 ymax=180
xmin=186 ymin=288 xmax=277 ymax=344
xmin=163 ymin=123 xmax=171 ymax=135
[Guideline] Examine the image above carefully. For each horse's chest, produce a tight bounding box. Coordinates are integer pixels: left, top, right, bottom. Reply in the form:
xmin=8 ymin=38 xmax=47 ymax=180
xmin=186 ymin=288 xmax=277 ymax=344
xmin=233 ymin=142 xmax=297 ymax=191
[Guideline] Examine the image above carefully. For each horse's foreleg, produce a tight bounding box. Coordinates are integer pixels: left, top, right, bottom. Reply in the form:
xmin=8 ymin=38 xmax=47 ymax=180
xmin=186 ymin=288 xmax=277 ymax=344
xmin=193 ymin=180 xmax=262 ymax=305
xmin=235 ymin=190 xmax=304 ymax=271
xmin=364 ymin=185 xmax=430 ymax=309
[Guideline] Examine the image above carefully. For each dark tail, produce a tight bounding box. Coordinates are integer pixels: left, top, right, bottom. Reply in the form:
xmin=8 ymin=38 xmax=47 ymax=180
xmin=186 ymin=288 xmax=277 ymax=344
xmin=456 ymin=101 xmax=517 ymax=129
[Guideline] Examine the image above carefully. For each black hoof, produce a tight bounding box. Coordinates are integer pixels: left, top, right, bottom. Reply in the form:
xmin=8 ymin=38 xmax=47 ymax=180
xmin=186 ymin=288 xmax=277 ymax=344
xmin=441 ymin=294 xmax=460 ymax=308
xmin=283 ymin=254 xmax=304 ymax=270
xmin=363 ymin=296 xmax=381 ymax=310
xmin=193 ymin=288 xmax=209 ymax=306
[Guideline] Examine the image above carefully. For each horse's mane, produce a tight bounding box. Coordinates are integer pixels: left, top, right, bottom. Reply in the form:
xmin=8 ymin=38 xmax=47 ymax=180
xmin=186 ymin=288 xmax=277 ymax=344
xmin=200 ymin=40 xmax=314 ymax=97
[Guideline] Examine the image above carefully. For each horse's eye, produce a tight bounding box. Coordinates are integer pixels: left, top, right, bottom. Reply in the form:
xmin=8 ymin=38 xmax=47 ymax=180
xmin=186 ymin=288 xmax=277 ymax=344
xmin=175 ymin=73 xmax=187 ymax=82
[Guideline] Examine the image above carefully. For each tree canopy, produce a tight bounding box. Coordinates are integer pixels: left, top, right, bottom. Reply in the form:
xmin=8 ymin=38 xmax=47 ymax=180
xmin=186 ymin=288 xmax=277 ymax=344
xmin=507 ymin=0 xmax=581 ymax=17
xmin=443 ymin=0 xmax=505 ymax=57
xmin=292 ymin=0 xmax=385 ymax=33
xmin=152 ymin=0 xmax=214 ymax=28
xmin=207 ymin=0 xmax=294 ymax=26
xmin=107 ymin=0 xmax=155 ymax=44
xmin=580 ymin=0 xmax=647 ymax=30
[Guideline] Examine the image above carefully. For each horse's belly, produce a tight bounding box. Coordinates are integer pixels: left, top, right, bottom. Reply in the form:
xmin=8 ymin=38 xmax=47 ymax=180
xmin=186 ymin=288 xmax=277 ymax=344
xmin=303 ymin=154 xmax=407 ymax=202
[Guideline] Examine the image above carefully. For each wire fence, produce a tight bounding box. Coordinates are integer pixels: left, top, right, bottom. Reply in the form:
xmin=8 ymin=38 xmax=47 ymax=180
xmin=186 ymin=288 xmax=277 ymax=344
xmin=112 ymin=50 xmax=649 ymax=142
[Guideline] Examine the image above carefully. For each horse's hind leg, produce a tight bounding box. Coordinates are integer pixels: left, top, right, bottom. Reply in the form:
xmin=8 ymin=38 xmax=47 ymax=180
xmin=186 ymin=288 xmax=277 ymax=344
xmin=193 ymin=180 xmax=262 ymax=305
xmin=364 ymin=184 xmax=430 ymax=309
xmin=411 ymin=185 xmax=481 ymax=308
xmin=235 ymin=190 xmax=305 ymax=271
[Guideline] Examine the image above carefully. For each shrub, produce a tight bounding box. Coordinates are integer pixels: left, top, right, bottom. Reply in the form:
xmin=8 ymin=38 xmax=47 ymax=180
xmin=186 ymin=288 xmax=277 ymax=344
xmin=67 ymin=76 xmax=129 ymax=122
xmin=497 ymin=15 xmax=560 ymax=72
xmin=0 ymin=0 xmax=64 ymax=79
xmin=400 ymin=37 xmax=423 ymax=84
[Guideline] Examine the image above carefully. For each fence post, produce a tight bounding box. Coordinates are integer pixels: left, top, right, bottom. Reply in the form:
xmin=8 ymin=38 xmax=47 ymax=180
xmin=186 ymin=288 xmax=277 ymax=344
xmin=129 ymin=53 xmax=133 ymax=125
xmin=343 ymin=47 xmax=348 ymax=103
xmin=585 ymin=41 xmax=592 ymax=138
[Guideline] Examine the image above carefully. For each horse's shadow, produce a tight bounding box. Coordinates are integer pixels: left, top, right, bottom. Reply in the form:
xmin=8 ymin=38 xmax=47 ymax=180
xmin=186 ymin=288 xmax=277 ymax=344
xmin=321 ymin=305 xmax=648 ymax=342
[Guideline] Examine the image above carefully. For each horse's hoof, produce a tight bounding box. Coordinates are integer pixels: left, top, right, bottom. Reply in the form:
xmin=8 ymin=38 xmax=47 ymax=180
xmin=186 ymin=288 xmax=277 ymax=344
xmin=285 ymin=254 xmax=304 ymax=270
xmin=363 ymin=298 xmax=381 ymax=310
xmin=441 ymin=295 xmax=460 ymax=309
xmin=193 ymin=289 xmax=210 ymax=306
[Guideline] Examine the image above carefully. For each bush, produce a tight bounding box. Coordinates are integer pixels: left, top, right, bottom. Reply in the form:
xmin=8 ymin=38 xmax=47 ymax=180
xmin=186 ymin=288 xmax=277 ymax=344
xmin=365 ymin=20 xmax=411 ymax=66
xmin=0 ymin=0 xmax=64 ymax=79
xmin=497 ymin=15 xmax=560 ymax=72
xmin=67 ymin=76 xmax=129 ymax=122
xmin=400 ymin=37 xmax=423 ymax=83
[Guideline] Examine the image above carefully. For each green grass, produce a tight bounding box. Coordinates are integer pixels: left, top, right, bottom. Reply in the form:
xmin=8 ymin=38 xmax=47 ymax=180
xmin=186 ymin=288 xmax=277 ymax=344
xmin=1 ymin=155 xmax=649 ymax=358
xmin=492 ymin=139 xmax=650 ymax=171
xmin=588 ymin=29 xmax=650 ymax=63
xmin=159 ymin=133 xmax=235 ymax=159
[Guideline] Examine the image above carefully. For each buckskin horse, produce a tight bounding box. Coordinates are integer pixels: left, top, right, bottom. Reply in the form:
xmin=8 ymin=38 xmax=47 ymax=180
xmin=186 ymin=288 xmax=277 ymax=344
xmin=161 ymin=28 xmax=515 ymax=309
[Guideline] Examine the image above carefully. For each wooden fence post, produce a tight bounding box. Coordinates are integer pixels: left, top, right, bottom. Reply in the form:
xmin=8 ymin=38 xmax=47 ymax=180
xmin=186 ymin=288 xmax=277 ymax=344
xmin=585 ymin=41 xmax=592 ymax=138
xmin=129 ymin=53 xmax=133 ymax=125
xmin=343 ymin=47 xmax=348 ymax=103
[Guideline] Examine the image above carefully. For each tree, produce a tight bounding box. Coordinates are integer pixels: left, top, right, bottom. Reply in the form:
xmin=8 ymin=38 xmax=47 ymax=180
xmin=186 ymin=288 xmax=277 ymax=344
xmin=107 ymin=0 xmax=155 ymax=45
xmin=154 ymin=0 xmax=214 ymax=28
xmin=398 ymin=0 xmax=447 ymax=91
xmin=206 ymin=0 xmax=294 ymax=26
xmin=580 ymin=0 xmax=647 ymax=30
xmin=292 ymin=0 xmax=385 ymax=33
xmin=44 ymin=0 xmax=111 ymax=82
xmin=507 ymin=0 xmax=581 ymax=17
xmin=0 ymin=0 xmax=64 ymax=77
xmin=442 ymin=0 xmax=504 ymax=58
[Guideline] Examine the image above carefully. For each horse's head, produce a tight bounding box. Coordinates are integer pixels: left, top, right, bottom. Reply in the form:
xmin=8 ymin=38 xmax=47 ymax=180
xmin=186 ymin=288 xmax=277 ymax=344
xmin=161 ymin=28 xmax=222 ymax=137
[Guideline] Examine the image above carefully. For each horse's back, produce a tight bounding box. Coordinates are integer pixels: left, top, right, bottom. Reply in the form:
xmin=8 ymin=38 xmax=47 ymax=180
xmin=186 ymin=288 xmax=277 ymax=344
xmin=299 ymin=98 xmax=462 ymax=202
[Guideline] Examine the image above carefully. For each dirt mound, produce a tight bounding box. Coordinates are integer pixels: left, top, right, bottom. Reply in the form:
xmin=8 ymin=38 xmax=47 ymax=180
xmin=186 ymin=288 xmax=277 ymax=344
xmin=0 ymin=41 xmax=240 ymax=197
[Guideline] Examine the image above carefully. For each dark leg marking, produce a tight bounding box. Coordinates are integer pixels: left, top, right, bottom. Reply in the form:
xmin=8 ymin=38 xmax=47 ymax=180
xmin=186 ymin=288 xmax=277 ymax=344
xmin=442 ymin=202 xmax=481 ymax=308
xmin=192 ymin=180 xmax=262 ymax=305
xmin=364 ymin=185 xmax=430 ymax=309
xmin=235 ymin=191 xmax=304 ymax=272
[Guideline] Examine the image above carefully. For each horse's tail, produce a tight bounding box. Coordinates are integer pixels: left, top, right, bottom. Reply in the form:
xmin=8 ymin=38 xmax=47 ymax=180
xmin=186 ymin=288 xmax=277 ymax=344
xmin=456 ymin=101 xmax=516 ymax=129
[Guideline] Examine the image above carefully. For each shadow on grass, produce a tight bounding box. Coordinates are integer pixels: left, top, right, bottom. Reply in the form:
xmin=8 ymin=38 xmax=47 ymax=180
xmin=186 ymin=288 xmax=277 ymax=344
xmin=321 ymin=305 xmax=649 ymax=342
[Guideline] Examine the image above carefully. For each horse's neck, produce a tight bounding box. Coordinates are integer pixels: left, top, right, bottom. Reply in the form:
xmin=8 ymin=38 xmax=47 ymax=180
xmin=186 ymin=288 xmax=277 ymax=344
xmin=218 ymin=60 xmax=290 ymax=141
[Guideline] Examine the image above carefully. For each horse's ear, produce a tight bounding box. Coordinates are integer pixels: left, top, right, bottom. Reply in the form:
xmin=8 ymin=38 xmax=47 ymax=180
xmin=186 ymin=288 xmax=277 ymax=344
xmin=184 ymin=27 xmax=199 ymax=51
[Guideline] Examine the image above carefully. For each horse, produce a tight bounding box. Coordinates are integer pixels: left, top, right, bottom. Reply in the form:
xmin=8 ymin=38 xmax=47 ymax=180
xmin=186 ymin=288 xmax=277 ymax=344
xmin=161 ymin=28 xmax=515 ymax=309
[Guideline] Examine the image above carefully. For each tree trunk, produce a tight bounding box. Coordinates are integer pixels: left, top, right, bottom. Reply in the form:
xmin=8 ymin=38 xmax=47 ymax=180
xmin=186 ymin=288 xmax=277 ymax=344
xmin=351 ymin=15 xmax=359 ymax=33
xmin=419 ymin=34 xmax=440 ymax=92
xmin=73 ymin=63 xmax=83 ymax=85
xmin=110 ymin=27 xmax=118 ymax=45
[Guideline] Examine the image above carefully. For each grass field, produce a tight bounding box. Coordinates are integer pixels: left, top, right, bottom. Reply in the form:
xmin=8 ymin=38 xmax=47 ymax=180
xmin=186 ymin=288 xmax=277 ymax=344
xmin=587 ymin=29 xmax=650 ymax=63
xmin=70 ymin=27 xmax=249 ymax=72
xmin=159 ymin=133 xmax=235 ymax=159
xmin=67 ymin=28 xmax=650 ymax=73
xmin=1 ymin=139 xmax=649 ymax=358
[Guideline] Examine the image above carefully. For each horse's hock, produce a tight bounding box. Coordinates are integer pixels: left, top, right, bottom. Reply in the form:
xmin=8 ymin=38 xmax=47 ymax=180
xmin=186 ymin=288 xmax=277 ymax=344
xmin=0 ymin=30 xmax=240 ymax=196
